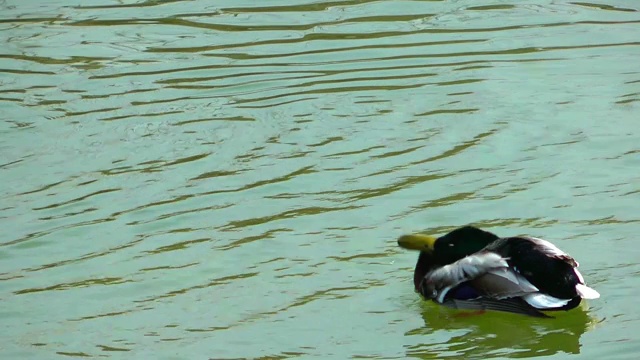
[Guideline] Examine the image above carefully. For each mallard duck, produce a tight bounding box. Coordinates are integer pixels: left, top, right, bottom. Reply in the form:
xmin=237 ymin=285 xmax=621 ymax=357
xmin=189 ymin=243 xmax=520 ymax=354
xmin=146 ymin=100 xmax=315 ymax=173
xmin=398 ymin=226 xmax=600 ymax=317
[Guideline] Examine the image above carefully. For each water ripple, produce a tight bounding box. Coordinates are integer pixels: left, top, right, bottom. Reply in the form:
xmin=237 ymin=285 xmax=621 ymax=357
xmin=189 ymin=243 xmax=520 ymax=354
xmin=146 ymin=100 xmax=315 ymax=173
xmin=2 ymin=0 xmax=639 ymax=358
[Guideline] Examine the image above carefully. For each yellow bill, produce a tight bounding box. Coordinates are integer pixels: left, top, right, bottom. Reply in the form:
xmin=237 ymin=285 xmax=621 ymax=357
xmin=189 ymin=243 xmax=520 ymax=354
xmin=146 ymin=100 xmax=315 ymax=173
xmin=397 ymin=233 xmax=437 ymax=251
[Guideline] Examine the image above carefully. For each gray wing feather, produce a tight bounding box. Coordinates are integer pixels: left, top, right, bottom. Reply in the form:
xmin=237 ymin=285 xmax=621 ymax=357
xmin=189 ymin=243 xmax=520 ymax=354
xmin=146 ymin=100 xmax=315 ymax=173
xmin=423 ymin=252 xmax=546 ymax=303
xmin=470 ymin=268 xmax=539 ymax=299
xmin=423 ymin=252 xmax=508 ymax=301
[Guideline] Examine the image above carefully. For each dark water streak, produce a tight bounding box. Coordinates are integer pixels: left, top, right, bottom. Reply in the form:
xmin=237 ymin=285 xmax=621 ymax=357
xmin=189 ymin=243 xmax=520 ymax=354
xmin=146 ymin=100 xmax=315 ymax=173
xmin=1 ymin=0 xmax=639 ymax=358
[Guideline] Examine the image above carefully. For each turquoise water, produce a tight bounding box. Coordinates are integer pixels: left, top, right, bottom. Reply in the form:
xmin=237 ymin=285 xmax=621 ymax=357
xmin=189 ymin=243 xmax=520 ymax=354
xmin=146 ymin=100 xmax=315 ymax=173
xmin=1 ymin=0 xmax=639 ymax=358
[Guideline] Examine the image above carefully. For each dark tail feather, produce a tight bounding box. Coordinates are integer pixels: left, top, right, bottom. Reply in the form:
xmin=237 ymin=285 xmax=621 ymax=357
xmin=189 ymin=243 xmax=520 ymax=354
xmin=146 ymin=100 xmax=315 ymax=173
xmin=442 ymin=297 xmax=552 ymax=318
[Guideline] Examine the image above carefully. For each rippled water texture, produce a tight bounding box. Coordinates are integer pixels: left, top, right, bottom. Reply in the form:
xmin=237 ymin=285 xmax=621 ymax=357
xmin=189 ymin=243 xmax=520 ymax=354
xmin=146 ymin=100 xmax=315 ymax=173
xmin=2 ymin=0 xmax=640 ymax=358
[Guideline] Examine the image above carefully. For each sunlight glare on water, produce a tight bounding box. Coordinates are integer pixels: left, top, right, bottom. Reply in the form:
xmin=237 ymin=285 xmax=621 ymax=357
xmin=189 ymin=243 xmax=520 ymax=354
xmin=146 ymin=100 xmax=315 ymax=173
xmin=1 ymin=0 xmax=639 ymax=358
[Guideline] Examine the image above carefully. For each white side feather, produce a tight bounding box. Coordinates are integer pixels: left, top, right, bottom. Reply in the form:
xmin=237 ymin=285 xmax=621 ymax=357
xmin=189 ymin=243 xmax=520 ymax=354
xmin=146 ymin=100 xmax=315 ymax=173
xmin=574 ymin=268 xmax=585 ymax=284
xmin=523 ymin=293 xmax=571 ymax=309
xmin=576 ymin=283 xmax=600 ymax=299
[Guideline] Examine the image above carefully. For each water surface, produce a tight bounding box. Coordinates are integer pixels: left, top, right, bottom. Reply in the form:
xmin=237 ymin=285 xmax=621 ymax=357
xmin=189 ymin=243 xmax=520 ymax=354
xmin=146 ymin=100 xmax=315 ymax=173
xmin=1 ymin=0 xmax=639 ymax=358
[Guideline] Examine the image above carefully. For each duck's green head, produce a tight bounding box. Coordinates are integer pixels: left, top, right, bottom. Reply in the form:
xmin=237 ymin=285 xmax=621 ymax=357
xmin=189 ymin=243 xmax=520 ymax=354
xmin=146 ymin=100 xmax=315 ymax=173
xmin=398 ymin=225 xmax=499 ymax=265
xmin=398 ymin=226 xmax=500 ymax=291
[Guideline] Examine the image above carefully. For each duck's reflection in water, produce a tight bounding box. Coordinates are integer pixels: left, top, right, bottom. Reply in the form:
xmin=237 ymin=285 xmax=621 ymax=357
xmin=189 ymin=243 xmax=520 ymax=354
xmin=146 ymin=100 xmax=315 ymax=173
xmin=404 ymin=303 xmax=598 ymax=358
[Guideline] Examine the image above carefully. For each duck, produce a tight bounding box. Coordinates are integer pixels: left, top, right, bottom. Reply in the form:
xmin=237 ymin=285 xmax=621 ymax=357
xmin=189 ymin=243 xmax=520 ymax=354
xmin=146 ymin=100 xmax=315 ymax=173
xmin=398 ymin=225 xmax=600 ymax=317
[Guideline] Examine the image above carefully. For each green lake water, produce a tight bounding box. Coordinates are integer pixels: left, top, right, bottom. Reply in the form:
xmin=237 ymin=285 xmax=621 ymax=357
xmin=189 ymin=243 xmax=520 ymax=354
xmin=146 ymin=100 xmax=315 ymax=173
xmin=1 ymin=0 xmax=639 ymax=358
